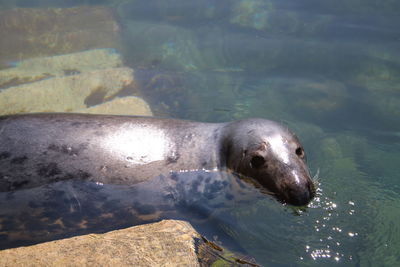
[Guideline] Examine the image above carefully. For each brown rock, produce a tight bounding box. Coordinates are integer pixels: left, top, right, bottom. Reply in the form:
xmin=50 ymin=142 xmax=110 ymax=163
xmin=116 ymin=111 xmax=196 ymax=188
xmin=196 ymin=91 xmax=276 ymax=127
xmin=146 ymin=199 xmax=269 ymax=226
xmin=0 ymin=7 xmax=121 ymax=68
xmin=0 ymin=220 xmax=239 ymax=267
xmin=80 ymin=96 xmax=153 ymax=116
xmin=0 ymin=220 xmax=198 ymax=266
xmin=0 ymin=49 xmax=123 ymax=88
xmin=0 ymin=67 xmax=134 ymax=115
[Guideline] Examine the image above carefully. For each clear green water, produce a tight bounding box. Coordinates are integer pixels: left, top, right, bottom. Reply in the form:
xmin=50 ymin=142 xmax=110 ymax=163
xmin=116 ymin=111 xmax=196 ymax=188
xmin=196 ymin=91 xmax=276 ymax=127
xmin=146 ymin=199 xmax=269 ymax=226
xmin=1 ymin=0 xmax=399 ymax=266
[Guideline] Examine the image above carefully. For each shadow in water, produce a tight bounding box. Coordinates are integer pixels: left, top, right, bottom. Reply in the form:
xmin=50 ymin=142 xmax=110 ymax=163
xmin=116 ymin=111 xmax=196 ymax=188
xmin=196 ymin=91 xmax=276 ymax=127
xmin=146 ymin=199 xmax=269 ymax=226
xmin=0 ymin=170 xmax=265 ymax=253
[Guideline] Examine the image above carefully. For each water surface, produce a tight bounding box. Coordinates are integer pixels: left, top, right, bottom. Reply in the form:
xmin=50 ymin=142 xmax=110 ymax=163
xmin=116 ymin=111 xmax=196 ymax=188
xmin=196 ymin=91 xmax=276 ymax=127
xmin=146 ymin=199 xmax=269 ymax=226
xmin=0 ymin=0 xmax=399 ymax=266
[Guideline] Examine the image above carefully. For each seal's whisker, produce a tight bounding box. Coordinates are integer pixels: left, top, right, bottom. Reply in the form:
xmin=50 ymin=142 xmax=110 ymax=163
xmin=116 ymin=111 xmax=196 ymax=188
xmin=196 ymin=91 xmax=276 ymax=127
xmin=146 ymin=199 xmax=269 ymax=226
xmin=236 ymin=174 xmax=275 ymax=196
xmin=309 ymin=167 xmax=318 ymax=182
xmin=310 ymin=168 xmax=320 ymax=195
xmin=259 ymin=188 xmax=275 ymax=196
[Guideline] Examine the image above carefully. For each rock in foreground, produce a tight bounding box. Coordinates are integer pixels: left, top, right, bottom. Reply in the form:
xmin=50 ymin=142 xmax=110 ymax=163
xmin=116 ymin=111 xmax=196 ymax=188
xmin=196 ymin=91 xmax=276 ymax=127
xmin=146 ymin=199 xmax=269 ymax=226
xmin=0 ymin=220 xmax=254 ymax=267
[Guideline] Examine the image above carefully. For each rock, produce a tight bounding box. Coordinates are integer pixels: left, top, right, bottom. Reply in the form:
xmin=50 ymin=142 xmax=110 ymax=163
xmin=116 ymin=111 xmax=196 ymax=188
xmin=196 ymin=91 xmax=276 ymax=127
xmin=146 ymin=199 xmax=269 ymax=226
xmin=353 ymin=61 xmax=400 ymax=129
xmin=117 ymin=0 xmax=224 ymax=26
xmin=80 ymin=96 xmax=153 ymax=116
xmin=122 ymin=20 xmax=205 ymax=71
xmin=0 ymin=49 xmax=123 ymax=88
xmin=0 ymin=67 xmax=135 ymax=115
xmin=0 ymin=220 xmax=198 ymax=266
xmin=0 ymin=220 xmax=245 ymax=267
xmin=0 ymin=7 xmax=121 ymax=68
xmin=289 ymin=80 xmax=347 ymax=112
xmin=230 ymin=0 xmax=274 ymax=30
xmin=259 ymin=78 xmax=347 ymax=122
xmin=229 ymin=0 xmax=332 ymax=35
xmin=0 ymin=48 xmax=154 ymax=118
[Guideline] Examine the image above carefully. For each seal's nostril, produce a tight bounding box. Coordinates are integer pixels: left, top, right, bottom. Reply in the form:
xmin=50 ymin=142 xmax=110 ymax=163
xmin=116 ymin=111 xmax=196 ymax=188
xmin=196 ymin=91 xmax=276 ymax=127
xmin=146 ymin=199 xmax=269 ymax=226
xmin=287 ymin=185 xmax=313 ymax=206
xmin=295 ymin=147 xmax=304 ymax=159
xmin=299 ymin=191 xmax=310 ymax=205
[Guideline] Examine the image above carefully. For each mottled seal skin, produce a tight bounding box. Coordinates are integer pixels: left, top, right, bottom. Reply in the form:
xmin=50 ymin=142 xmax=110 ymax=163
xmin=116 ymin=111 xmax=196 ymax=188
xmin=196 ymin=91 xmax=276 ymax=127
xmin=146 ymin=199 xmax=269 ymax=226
xmin=0 ymin=113 xmax=314 ymax=206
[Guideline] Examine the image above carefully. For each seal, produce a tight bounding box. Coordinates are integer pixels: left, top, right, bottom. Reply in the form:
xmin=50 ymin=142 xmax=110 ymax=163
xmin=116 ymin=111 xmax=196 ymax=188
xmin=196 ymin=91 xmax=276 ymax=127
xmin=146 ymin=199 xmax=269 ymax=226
xmin=0 ymin=113 xmax=316 ymax=249
xmin=0 ymin=113 xmax=314 ymax=206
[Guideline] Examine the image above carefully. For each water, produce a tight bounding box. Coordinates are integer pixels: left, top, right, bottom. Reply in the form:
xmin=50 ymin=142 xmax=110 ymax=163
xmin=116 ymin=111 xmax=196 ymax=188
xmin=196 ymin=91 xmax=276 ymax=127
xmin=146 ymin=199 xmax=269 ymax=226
xmin=0 ymin=0 xmax=399 ymax=266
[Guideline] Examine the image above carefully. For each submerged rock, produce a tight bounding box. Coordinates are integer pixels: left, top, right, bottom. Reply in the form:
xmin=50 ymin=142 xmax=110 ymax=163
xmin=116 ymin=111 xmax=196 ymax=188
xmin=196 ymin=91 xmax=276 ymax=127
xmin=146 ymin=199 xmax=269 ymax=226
xmin=286 ymin=79 xmax=347 ymax=114
xmin=0 ymin=6 xmax=121 ymax=68
xmin=230 ymin=0 xmax=274 ymax=30
xmin=81 ymin=96 xmax=153 ymax=116
xmin=353 ymin=61 xmax=400 ymax=130
xmin=122 ymin=21 xmax=208 ymax=72
xmin=0 ymin=7 xmax=155 ymax=118
xmin=0 ymin=49 xmax=123 ymax=89
xmin=0 ymin=67 xmax=135 ymax=115
xmin=229 ymin=0 xmax=332 ymax=35
xmin=0 ymin=219 xmax=252 ymax=267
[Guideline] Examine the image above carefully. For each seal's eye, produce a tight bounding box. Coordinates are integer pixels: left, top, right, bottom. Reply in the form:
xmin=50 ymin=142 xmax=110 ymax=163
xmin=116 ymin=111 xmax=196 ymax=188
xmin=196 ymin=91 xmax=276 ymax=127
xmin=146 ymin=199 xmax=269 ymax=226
xmin=250 ymin=155 xmax=266 ymax=169
xmin=295 ymin=147 xmax=305 ymax=159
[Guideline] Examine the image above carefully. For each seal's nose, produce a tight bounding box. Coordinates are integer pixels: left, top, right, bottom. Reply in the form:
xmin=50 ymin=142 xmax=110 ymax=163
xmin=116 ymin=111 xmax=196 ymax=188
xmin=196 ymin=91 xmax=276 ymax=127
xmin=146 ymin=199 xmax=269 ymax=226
xmin=286 ymin=181 xmax=315 ymax=206
xmin=290 ymin=190 xmax=311 ymax=206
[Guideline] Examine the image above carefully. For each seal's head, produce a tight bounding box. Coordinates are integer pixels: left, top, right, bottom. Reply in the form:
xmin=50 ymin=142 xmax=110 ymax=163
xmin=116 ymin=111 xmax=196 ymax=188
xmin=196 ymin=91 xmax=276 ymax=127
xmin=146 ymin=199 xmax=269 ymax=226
xmin=221 ymin=119 xmax=315 ymax=206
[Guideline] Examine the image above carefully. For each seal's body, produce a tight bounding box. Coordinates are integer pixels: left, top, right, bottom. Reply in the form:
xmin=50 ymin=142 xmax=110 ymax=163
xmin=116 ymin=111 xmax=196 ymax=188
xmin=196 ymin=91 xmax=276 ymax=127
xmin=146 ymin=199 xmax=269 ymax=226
xmin=0 ymin=114 xmax=315 ymax=249
xmin=0 ymin=113 xmax=314 ymax=205
xmin=0 ymin=114 xmax=220 ymax=191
